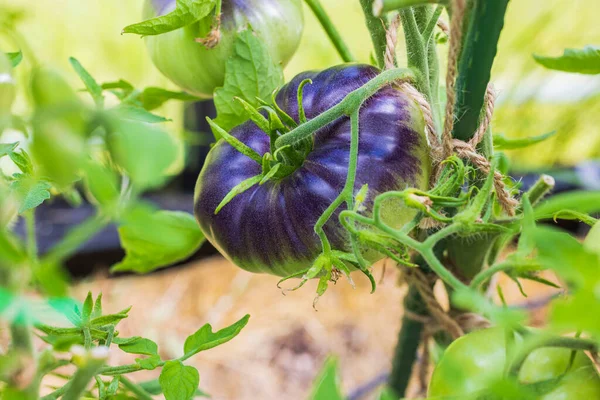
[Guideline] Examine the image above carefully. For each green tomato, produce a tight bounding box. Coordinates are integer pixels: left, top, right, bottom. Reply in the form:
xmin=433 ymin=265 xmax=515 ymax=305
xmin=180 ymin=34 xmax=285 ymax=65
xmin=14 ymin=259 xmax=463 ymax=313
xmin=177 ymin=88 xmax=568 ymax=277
xmin=143 ymin=0 xmax=304 ymax=98
xmin=0 ymin=52 xmax=16 ymax=116
xmin=429 ymin=328 xmax=600 ymax=399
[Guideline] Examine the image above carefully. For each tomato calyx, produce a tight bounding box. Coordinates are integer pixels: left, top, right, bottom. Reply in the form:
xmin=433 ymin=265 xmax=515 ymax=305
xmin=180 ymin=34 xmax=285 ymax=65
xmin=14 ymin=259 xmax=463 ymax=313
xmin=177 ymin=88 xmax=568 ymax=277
xmin=208 ymin=81 xmax=320 ymax=214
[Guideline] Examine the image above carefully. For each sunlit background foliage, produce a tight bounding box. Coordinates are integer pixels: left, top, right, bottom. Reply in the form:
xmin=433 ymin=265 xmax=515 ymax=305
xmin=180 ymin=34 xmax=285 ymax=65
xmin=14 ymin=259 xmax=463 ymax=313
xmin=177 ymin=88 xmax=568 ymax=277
xmin=1 ymin=0 xmax=599 ymax=169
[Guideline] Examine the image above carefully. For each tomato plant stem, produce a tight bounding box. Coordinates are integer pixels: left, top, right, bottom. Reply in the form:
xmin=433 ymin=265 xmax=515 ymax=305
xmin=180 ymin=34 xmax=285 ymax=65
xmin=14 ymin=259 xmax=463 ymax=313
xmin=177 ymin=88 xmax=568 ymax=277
xmin=452 ymin=0 xmax=510 ymax=141
xmin=359 ymin=0 xmax=390 ymax=69
xmin=508 ymin=335 xmax=599 ymax=377
xmin=388 ymin=284 xmax=429 ymax=397
xmin=304 ymin=0 xmax=355 ymax=63
xmin=374 ymin=0 xmax=447 ymax=17
xmin=275 ymin=67 xmax=414 ymax=149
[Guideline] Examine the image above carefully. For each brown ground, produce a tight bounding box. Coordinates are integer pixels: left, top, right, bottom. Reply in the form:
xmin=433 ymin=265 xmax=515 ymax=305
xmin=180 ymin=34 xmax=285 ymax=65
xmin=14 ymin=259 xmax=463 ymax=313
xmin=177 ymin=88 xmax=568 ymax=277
xmin=52 ymin=256 xmax=559 ymax=400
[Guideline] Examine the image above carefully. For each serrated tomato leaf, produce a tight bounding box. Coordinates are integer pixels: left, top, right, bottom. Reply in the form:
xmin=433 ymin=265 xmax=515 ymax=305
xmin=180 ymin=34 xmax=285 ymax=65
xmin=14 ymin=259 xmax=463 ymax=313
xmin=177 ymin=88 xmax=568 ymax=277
xmin=112 ymin=207 xmax=204 ymax=274
xmin=10 ymin=177 xmax=51 ymax=213
xmin=183 ymin=314 xmax=249 ymax=358
xmin=123 ymin=0 xmax=216 ymax=36
xmin=159 ymin=360 xmax=199 ymax=400
xmin=214 ymin=29 xmax=284 ymax=131
xmin=533 ymin=45 xmax=600 ymax=75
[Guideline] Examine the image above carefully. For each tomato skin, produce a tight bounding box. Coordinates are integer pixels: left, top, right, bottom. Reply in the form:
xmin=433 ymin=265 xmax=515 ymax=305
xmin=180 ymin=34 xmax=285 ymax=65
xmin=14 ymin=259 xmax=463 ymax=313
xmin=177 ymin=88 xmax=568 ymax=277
xmin=143 ymin=0 xmax=304 ymax=98
xmin=0 ymin=53 xmax=16 ymax=116
xmin=428 ymin=328 xmax=600 ymax=399
xmin=194 ymin=64 xmax=431 ymax=277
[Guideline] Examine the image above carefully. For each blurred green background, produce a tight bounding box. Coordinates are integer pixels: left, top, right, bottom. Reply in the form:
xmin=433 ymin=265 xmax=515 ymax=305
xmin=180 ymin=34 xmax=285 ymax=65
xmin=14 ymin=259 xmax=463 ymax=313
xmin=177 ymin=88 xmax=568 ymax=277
xmin=1 ymin=0 xmax=599 ymax=168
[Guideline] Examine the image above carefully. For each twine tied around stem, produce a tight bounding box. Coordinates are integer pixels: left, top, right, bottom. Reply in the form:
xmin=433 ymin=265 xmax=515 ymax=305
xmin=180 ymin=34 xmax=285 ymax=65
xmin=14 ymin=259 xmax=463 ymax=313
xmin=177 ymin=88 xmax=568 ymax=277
xmin=384 ymin=3 xmax=519 ymax=217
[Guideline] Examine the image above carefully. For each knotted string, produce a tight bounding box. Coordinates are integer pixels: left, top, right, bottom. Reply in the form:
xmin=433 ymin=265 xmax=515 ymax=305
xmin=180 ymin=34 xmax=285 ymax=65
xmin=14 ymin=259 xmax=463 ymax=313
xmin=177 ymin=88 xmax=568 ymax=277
xmin=384 ymin=4 xmax=518 ymax=216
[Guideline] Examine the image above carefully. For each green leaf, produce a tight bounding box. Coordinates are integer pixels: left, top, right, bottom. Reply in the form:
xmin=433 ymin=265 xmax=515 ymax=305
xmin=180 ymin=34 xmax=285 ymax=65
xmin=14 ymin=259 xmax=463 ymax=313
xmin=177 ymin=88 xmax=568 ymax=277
xmin=107 ymin=119 xmax=178 ymax=189
xmin=83 ymin=161 xmax=120 ymax=209
xmin=69 ymin=57 xmax=104 ymax=108
xmin=534 ymin=191 xmax=600 ymax=220
xmin=0 ymin=142 xmax=18 ymax=159
xmin=533 ymin=226 xmax=600 ymax=336
xmin=92 ymin=293 xmax=103 ymax=319
xmin=123 ymin=0 xmax=216 ymax=36
xmin=81 ymin=292 xmax=94 ymax=324
xmin=10 ymin=177 xmax=51 ymax=213
xmin=90 ymin=313 xmax=129 ymax=327
xmin=118 ymin=337 xmax=159 ymax=356
xmin=139 ymin=88 xmax=199 ymax=111
xmin=493 ymin=131 xmax=556 ymax=150
xmin=183 ymin=314 xmax=249 ymax=359
xmin=30 ymin=68 xmax=88 ymax=187
xmin=309 ymin=358 xmax=344 ymax=400
xmin=139 ymin=379 xmax=210 ymax=397
xmin=114 ymin=104 xmax=170 ymax=123
xmin=8 ymin=149 xmax=33 ymax=175
xmin=533 ymin=45 xmax=600 ymax=74
xmin=6 ymin=51 xmax=22 ymax=68
xmin=214 ymin=29 xmax=284 ymax=130
xmin=159 ymin=360 xmax=200 ymax=400
xmin=112 ymin=207 xmax=204 ymax=273
xmin=136 ymin=354 xmax=162 ymax=370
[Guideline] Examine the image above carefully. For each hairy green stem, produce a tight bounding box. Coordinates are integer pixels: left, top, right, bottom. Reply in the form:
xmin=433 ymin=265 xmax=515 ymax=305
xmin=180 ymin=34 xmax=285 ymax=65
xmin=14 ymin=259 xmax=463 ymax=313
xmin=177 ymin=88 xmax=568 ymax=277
xmin=452 ymin=0 xmax=510 ymax=141
xmin=275 ymin=68 xmax=414 ymax=149
xmin=374 ymin=0 xmax=446 ymax=16
xmin=313 ymin=109 xmax=362 ymax=255
xmin=120 ymin=376 xmax=154 ymax=400
xmin=399 ymin=9 xmax=429 ymax=92
xmin=360 ymin=0 xmax=390 ymax=68
xmin=468 ymin=259 xmax=538 ymax=289
xmin=62 ymin=358 xmax=106 ymax=400
xmin=388 ymin=285 xmax=428 ymax=397
xmin=24 ymin=210 xmax=37 ymax=261
xmin=525 ymin=174 xmax=555 ymax=207
xmin=304 ymin=0 xmax=355 ymax=62
xmin=508 ymin=335 xmax=599 ymax=377
xmin=424 ymin=6 xmax=443 ymax=133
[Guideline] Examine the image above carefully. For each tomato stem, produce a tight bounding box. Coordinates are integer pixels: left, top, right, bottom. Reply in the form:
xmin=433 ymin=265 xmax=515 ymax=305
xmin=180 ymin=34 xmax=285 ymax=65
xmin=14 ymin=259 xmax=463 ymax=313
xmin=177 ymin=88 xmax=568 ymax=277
xmin=373 ymin=0 xmax=447 ymax=17
xmin=304 ymin=0 xmax=355 ymax=63
xmin=388 ymin=284 xmax=429 ymax=397
xmin=452 ymin=0 xmax=510 ymax=141
xmin=274 ymin=67 xmax=415 ymax=149
xmin=507 ymin=335 xmax=599 ymax=378
xmin=359 ymin=0 xmax=390 ymax=69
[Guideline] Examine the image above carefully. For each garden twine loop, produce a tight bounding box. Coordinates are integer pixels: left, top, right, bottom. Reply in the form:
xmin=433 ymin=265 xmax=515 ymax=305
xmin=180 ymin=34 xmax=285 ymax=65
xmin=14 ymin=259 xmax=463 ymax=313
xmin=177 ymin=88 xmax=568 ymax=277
xmin=384 ymin=2 xmax=518 ymax=216
xmin=382 ymin=0 xmax=500 ymax=344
